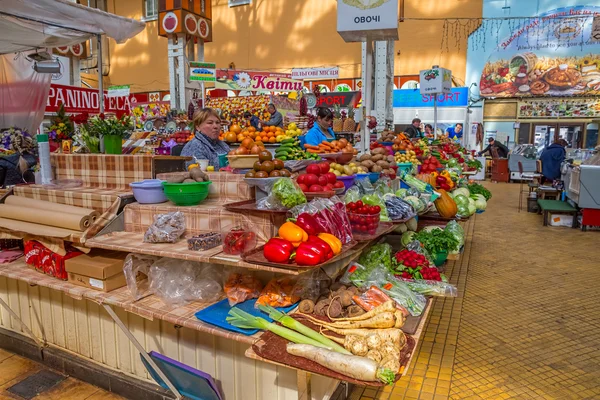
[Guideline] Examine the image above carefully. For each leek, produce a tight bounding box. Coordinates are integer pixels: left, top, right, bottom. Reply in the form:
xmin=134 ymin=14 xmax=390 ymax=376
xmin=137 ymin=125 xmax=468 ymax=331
xmin=226 ymin=308 xmax=331 ymax=349
xmin=258 ymin=305 xmax=351 ymax=354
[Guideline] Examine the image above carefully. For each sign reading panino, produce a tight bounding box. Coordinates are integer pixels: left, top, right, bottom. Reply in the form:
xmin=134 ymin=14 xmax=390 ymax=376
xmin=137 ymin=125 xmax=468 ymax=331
xmin=419 ymin=67 xmax=452 ymax=95
xmin=291 ymin=67 xmax=339 ymax=80
xmin=216 ymin=70 xmax=303 ymax=92
xmin=337 ymin=0 xmax=399 ymax=42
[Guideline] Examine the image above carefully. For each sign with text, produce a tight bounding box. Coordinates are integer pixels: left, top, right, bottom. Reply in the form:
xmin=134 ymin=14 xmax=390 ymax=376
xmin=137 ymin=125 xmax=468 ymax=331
xmin=393 ymin=88 xmax=468 ymax=108
xmin=313 ymin=91 xmax=362 ymax=108
xmin=419 ymin=67 xmax=452 ymax=95
xmin=107 ymin=85 xmax=130 ymax=98
xmin=216 ymin=69 xmax=303 ymax=92
xmin=337 ymin=0 xmax=399 ymax=42
xmin=190 ymin=61 xmax=216 ymax=82
xmin=46 ymin=84 xmax=133 ymax=114
xmin=292 ymin=67 xmax=339 ymax=80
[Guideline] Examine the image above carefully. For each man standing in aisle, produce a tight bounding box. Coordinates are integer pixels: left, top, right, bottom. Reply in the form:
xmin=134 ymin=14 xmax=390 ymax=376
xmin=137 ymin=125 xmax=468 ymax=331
xmin=478 ymin=137 xmax=509 ymax=158
xmin=261 ymin=104 xmax=283 ymax=128
xmin=405 ymin=118 xmax=423 ymax=138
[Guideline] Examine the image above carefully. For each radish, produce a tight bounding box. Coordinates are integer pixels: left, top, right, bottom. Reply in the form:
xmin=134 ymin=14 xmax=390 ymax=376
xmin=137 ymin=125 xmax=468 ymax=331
xmin=286 ymin=343 xmax=396 ymax=384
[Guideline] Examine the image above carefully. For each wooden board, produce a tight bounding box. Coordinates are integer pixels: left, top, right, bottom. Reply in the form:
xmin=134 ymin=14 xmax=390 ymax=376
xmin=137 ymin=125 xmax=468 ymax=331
xmin=242 ymin=241 xmax=358 ymax=270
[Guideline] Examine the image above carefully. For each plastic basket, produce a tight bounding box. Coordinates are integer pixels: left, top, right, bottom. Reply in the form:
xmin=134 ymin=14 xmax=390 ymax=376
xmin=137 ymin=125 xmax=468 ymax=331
xmin=162 ymin=181 xmax=212 ymax=206
xmin=397 ymin=162 xmax=413 ymax=176
xmin=432 ymin=250 xmax=448 ymax=267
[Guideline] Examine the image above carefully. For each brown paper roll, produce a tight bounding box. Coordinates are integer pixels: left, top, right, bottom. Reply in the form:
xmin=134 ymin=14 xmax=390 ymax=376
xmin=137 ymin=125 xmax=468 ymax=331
xmin=0 ymin=218 xmax=79 ymax=239
xmin=0 ymin=204 xmax=89 ymax=231
xmin=4 ymin=196 xmax=100 ymax=220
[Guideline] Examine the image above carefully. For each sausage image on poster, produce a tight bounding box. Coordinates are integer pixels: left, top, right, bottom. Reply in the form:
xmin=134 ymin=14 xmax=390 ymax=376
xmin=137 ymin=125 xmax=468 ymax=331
xmin=479 ymin=5 xmax=600 ymax=98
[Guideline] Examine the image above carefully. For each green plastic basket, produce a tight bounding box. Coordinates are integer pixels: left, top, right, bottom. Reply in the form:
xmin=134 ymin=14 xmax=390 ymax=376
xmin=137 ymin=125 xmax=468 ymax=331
xmin=162 ymin=181 xmax=212 ymax=206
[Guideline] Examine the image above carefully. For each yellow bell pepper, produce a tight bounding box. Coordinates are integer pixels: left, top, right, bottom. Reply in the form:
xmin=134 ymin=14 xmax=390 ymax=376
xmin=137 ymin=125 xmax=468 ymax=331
xmin=278 ymin=221 xmax=308 ymax=247
xmin=317 ymin=233 xmax=342 ymax=255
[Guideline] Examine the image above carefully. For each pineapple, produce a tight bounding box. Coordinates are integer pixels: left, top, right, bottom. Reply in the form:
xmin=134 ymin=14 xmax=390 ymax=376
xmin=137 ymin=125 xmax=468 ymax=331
xmin=332 ymin=105 xmax=343 ymax=132
xmin=343 ymin=107 xmax=356 ymax=132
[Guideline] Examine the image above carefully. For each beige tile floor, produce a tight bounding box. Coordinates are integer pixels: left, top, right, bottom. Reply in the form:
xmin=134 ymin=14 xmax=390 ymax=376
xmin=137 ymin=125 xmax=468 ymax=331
xmin=352 ymin=182 xmax=599 ymax=400
xmin=0 ymin=348 xmax=123 ymax=400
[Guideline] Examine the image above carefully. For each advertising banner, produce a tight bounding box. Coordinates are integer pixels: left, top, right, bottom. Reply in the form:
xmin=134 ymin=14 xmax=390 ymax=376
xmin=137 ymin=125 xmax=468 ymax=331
xmin=480 ymin=5 xmax=600 ymax=98
xmin=190 ymin=61 xmax=216 ymax=82
xmin=46 ymin=84 xmax=133 ymax=114
xmin=393 ymin=88 xmax=468 ymax=108
xmin=337 ymin=0 xmax=399 ymax=42
xmin=216 ymin=69 xmax=303 ymax=92
xmin=419 ymin=67 xmax=452 ymax=95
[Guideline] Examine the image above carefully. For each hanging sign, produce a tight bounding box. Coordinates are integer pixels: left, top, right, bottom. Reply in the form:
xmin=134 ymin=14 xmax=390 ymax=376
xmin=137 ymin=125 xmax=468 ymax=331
xmin=190 ymin=62 xmax=216 ymax=82
xmin=337 ymin=0 xmax=399 ymax=42
xmin=46 ymin=84 xmax=132 ymax=114
xmin=216 ymin=69 xmax=303 ymax=92
xmin=419 ymin=67 xmax=452 ymax=95
xmin=291 ymin=67 xmax=339 ymax=80
xmin=393 ymin=88 xmax=468 ymax=108
xmin=314 ymin=91 xmax=362 ymax=108
xmin=107 ymin=85 xmax=130 ymax=98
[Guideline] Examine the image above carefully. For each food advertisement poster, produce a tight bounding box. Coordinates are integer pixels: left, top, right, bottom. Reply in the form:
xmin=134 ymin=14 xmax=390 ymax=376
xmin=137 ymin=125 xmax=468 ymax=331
xmin=480 ymin=5 xmax=600 ymax=98
xmin=216 ymin=69 xmax=303 ymax=92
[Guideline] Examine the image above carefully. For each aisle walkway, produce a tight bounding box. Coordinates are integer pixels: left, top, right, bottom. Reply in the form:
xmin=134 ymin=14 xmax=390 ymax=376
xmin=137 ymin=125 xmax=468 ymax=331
xmin=352 ymin=183 xmax=599 ymax=400
xmin=0 ymin=348 xmax=122 ymax=399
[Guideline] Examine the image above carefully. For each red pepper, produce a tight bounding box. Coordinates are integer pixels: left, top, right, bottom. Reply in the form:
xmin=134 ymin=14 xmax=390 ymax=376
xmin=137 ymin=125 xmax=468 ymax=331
xmin=295 ymin=237 xmax=333 ymax=266
xmin=290 ymin=213 xmax=324 ymax=236
xmin=263 ymin=238 xmax=295 ymax=264
xmin=305 ymin=235 xmax=333 ymax=261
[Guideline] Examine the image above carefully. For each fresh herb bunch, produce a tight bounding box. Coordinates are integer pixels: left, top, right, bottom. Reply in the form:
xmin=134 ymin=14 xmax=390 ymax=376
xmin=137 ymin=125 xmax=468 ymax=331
xmin=414 ymin=229 xmax=460 ymax=255
xmin=466 ymin=159 xmax=483 ymax=171
xmin=467 ymin=183 xmax=492 ymax=201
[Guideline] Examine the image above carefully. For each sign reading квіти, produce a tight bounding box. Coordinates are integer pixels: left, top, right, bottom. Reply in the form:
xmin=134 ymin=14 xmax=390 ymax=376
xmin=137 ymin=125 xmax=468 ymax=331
xmin=337 ymin=0 xmax=399 ymax=42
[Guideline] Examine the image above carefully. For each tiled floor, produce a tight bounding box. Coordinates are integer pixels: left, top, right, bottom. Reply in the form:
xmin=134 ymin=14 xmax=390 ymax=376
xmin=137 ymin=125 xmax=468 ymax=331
xmin=0 ymin=348 xmax=122 ymax=400
xmin=352 ymin=182 xmax=600 ymax=400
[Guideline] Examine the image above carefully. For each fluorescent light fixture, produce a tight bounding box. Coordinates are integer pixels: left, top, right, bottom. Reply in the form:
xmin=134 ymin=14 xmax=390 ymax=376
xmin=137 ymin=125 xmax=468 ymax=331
xmin=33 ymin=60 xmax=61 ymax=74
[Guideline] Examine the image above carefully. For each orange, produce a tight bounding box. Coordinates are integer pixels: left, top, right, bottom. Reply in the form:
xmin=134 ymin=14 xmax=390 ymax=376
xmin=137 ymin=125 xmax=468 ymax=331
xmin=237 ymin=134 xmax=245 ymax=142
xmin=231 ymin=124 xmax=242 ymax=134
xmin=269 ymin=137 xmax=276 ymax=143
xmin=255 ymin=141 xmax=263 ymax=146
xmin=248 ymin=127 xmax=256 ymax=133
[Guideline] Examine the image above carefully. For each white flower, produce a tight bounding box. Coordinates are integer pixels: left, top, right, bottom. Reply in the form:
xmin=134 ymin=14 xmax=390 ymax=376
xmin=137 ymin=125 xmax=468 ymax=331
xmin=236 ymin=72 xmax=252 ymax=89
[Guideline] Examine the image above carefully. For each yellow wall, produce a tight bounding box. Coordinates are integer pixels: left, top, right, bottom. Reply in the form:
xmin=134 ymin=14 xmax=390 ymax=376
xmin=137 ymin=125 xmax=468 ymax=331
xmin=103 ymin=0 xmax=482 ymax=92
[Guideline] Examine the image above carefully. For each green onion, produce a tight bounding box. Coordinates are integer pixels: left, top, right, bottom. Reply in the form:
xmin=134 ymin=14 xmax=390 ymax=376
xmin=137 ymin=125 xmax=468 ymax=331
xmin=258 ymin=305 xmax=351 ymax=355
xmin=226 ymin=308 xmax=332 ymax=349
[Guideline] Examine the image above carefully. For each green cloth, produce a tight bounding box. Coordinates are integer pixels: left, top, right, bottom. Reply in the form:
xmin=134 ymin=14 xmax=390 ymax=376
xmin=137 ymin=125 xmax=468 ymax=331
xmin=537 ymin=200 xmax=576 ymax=212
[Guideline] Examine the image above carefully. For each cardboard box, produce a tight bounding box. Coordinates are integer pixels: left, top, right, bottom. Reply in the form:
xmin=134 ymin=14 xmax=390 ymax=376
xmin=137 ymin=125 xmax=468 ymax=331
xmin=65 ymin=251 xmax=127 ymax=292
xmin=549 ymin=214 xmax=574 ymax=227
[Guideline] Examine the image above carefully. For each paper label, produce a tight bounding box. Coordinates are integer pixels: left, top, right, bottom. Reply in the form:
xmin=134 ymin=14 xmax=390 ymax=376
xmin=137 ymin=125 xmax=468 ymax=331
xmin=88 ymin=278 xmax=104 ymax=289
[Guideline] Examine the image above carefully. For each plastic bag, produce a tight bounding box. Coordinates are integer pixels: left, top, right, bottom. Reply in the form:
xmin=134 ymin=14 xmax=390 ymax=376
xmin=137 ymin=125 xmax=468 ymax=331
xmin=123 ymin=253 xmax=159 ymax=301
xmin=366 ymin=269 xmax=427 ymax=316
xmin=221 ymin=226 xmax=257 ymax=255
xmin=257 ymin=177 xmax=306 ymax=210
xmin=291 ymin=268 xmax=332 ymax=302
xmin=255 ymin=277 xmax=299 ymax=308
xmin=289 ymin=196 xmax=353 ymax=244
xmin=144 ymin=212 xmax=186 ymax=243
xmin=224 ymin=272 xmax=263 ymax=306
xmin=148 ymin=258 xmax=223 ymax=306
xmin=401 ymin=279 xmax=457 ymax=297
xmin=445 ymin=221 xmax=464 ymax=247
xmin=384 ymin=195 xmax=415 ymax=221
xmin=361 ymin=192 xmax=389 ymax=221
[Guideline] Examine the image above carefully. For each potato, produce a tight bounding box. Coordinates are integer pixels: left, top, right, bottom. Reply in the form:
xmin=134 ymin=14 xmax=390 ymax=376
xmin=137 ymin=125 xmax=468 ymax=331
xmin=190 ymin=167 xmax=208 ymax=182
xmin=165 ymin=173 xmax=189 ymax=183
xmin=372 ymin=147 xmax=388 ymax=155
xmin=387 ymin=155 xmax=396 ymax=163
xmin=376 ymin=160 xmax=389 ymax=168
xmin=358 ymin=154 xmax=372 ymax=162
xmin=360 ymin=160 xmax=375 ymax=169
xmin=371 ymin=165 xmax=383 ymax=173
xmin=183 ymin=178 xmax=196 ymax=183
xmin=371 ymin=154 xmax=384 ymax=162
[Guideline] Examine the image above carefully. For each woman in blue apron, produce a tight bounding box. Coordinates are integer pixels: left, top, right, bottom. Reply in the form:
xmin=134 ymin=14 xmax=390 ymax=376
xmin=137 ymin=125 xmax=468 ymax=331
xmin=300 ymin=107 xmax=335 ymax=148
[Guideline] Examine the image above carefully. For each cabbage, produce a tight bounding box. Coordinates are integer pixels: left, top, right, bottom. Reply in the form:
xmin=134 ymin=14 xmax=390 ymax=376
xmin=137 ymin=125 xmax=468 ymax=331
xmin=453 ymin=187 xmax=470 ymax=198
xmin=467 ymin=198 xmax=477 ymax=215
xmin=401 ymin=231 xmax=416 ymax=247
xmin=472 ymin=194 xmax=486 ymax=203
xmin=404 ymin=196 xmax=423 ymax=212
xmin=474 ymin=197 xmax=487 ymax=211
xmin=454 ymin=194 xmax=469 ymax=207
xmin=457 ymin=204 xmax=469 ymax=217
xmin=395 ymin=189 xmax=408 ymax=198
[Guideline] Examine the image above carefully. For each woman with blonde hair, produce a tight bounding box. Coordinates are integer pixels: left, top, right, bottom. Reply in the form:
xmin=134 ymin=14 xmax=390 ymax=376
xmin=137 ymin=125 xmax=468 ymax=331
xmin=181 ymin=108 xmax=230 ymax=168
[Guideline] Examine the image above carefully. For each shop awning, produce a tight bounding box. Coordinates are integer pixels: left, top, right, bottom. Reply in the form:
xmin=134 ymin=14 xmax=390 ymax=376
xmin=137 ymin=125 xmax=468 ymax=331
xmin=0 ymin=0 xmax=145 ymax=54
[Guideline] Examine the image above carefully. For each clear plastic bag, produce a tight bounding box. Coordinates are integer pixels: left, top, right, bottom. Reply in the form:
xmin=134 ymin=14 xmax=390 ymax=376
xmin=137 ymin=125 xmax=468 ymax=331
xmin=148 ymin=258 xmax=223 ymax=306
xmin=289 ymin=196 xmax=353 ymax=244
xmin=339 ymin=261 xmax=370 ymax=288
xmin=123 ymin=253 xmax=159 ymax=301
xmin=401 ymin=279 xmax=457 ymax=297
xmin=445 ymin=220 xmax=465 ymax=248
xmin=221 ymin=225 xmax=257 ymax=255
xmin=291 ymin=268 xmax=332 ymax=302
xmin=223 ymin=272 xmax=264 ymax=306
xmin=144 ymin=212 xmax=186 ymax=243
xmin=255 ymin=277 xmax=299 ymax=308
xmin=366 ymin=269 xmax=427 ymax=317
xmin=256 ymin=177 xmax=307 ymax=210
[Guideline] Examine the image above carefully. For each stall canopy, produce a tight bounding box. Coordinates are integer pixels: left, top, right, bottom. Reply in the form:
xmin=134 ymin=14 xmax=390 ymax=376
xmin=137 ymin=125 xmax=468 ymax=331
xmin=0 ymin=0 xmax=145 ymax=132
xmin=0 ymin=0 xmax=145 ymax=54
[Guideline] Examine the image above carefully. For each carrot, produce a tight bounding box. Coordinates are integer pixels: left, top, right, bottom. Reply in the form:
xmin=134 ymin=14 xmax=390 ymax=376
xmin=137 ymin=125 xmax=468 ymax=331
xmin=304 ymin=144 xmax=319 ymax=149
xmin=306 ymin=149 xmax=321 ymax=154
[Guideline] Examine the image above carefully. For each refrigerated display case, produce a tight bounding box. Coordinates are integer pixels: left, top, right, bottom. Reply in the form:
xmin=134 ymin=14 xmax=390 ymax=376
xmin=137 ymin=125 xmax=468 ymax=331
xmin=509 ymin=144 xmax=538 ymax=180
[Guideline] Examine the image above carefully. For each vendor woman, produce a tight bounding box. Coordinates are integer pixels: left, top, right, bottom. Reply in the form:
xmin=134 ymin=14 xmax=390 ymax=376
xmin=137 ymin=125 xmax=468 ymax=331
xmin=301 ymin=107 xmax=335 ymax=148
xmin=181 ymin=108 xmax=230 ymax=168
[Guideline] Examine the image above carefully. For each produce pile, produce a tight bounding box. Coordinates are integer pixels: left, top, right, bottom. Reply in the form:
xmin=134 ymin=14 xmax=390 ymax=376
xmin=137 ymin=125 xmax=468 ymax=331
xmin=357 ymin=148 xmax=398 ymax=178
xmin=295 ymin=162 xmax=346 ymax=193
xmin=304 ymin=139 xmax=357 ymax=155
xmin=275 ymin=137 xmax=320 ymax=161
xmin=244 ymin=150 xmax=292 ymax=178
xmin=208 ymin=95 xmax=270 ymax=126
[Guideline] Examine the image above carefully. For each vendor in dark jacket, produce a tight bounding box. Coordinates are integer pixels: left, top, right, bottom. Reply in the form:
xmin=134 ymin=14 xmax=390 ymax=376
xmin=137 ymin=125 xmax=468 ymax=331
xmin=405 ymin=118 xmax=423 ymax=139
xmin=478 ymin=137 xmax=509 ymax=158
xmin=540 ymin=139 xmax=567 ymax=182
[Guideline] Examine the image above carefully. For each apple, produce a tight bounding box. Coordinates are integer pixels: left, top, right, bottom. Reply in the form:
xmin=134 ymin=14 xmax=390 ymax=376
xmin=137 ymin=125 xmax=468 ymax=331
xmin=297 ymin=174 xmax=306 ymax=184
xmin=325 ymin=172 xmax=337 ymax=184
xmin=309 ymin=184 xmax=324 ymax=192
xmin=333 ymin=181 xmax=344 ymax=189
xmin=317 ymin=175 xmax=328 ymax=186
xmin=305 ymin=174 xmax=319 ymax=186
xmin=318 ymin=162 xmax=330 ymax=174
xmin=298 ymin=183 xmax=309 ymax=192
xmin=306 ymin=164 xmax=321 ymax=176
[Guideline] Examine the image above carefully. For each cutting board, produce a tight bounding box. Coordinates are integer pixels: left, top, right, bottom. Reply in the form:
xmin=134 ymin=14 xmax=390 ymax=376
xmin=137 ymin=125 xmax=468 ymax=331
xmin=195 ymin=299 xmax=298 ymax=335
